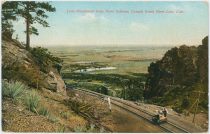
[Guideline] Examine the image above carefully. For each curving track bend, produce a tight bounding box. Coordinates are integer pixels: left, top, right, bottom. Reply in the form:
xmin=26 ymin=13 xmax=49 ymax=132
xmin=73 ymin=88 xmax=190 ymax=133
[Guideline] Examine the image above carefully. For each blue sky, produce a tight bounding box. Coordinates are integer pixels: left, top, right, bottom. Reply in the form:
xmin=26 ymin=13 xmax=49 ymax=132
xmin=13 ymin=1 xmax=208 ymax=47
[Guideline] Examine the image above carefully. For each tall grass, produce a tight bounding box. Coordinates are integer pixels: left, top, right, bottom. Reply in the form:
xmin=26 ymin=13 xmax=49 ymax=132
xmin=57 ymin=125 xmax=65 ymax=132
xmin=2 ymin=81 xmax=27 ymax=100
xmin=100 ymin=127 xmax=105 ymax=133
xmin=48 ymin=114 xmax=58 ymax=123
xmin=60 ymin=111 xmax=70 ymax=119
xmin=73 ymin=124 xmax=97 ymax=132
xmin=86 ymin=124 xmax=96 ymax=132
xmin=38 ymin=106 xmax=49 ymax=116
xmin=25 ymin=91 xmax=40 ymax=114
xmin=73 ymin=126 xmax=87 ymax=132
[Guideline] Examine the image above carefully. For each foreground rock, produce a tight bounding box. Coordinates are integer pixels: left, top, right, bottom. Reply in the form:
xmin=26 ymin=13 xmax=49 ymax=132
xmin=2 ymin=38 xmax=66 ymax=95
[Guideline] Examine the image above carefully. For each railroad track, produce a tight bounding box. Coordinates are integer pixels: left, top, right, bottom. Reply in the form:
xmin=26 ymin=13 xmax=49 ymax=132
xmin=73 ymin=88 xmax=190 ymax=133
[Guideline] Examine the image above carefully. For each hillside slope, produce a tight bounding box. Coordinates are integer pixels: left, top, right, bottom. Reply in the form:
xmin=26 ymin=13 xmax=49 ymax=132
xmin=1 ymin=38 xmax=110 ymax=132
xmin=2 ymin=37 xmax=66 ymax=95
xmin=144 ymin=36 xmax=208 ymax=113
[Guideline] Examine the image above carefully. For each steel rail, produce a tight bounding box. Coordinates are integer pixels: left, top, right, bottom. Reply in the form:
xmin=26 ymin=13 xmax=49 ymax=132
xmin=73 ymin=88 xmax=190 ymax=133
xmin=109 ymin=96 xmax=190 ymax=133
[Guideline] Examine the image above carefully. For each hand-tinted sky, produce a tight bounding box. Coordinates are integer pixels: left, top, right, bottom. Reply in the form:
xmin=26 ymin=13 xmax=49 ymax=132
xmin=13 ymin=1 xmax=208 ymax=47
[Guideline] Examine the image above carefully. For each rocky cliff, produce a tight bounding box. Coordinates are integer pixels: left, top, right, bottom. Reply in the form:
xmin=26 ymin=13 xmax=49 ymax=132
xmin=2 ymin=37 xmax=66 ymax=95
xmin=144 ymin=36 xmax=208 ymax=112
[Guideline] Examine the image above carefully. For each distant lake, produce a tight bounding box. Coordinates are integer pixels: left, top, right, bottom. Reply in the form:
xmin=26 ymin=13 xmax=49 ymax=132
xmin=74 ymin=66 xmax=117 ymax=73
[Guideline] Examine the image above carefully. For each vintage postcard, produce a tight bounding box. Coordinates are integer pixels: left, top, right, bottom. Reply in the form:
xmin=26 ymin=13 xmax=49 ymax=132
xmin=1 ymin=0 xmax=209 ymax=133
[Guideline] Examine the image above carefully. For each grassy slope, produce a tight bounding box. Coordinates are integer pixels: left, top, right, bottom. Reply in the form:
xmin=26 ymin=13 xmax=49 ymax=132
xmin=2 ymin=82 xmax=88 ymax=132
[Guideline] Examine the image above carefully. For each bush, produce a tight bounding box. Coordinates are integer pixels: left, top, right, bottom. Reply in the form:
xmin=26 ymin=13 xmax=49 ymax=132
xmin=100 ymin=127 xmax=105 ymax=133
xmin=30 ymin=47 xmax=63 ymax=73
xmin=69 ymin=99 xmax=80 ymax=114
xmin=38 ymin=106 xmax=49 ymax=116
xmin=60 ymin=111 xmax=70 ymax=119
xmin=2 ymin=64 xmax=43 ymax=89
xmin=86 ymin=124 xmax=96 ymax=132
xmin=73 ymin=124 xmax=97 ymax=132
xmin=172 ymin=106 xmax=183 ymax=113
xmin=2 ymin=81 xmax=27 ymax=100
xmin=25 ymin=91 xmax=40 ymax=114
xmin=181 ymin=98 xmax=190 ymax=108
xmin=57 ymin=125 xmax=65 ymax=132
xmin=16 ymin=67 xmax=42 ymax=89
xmin=48 ymin=114 xmax=58 ymax=123
xmin=200 ymin=99 xmax=208 ymax=110
xmin=73 ymin=125 xmax=87 ymax=132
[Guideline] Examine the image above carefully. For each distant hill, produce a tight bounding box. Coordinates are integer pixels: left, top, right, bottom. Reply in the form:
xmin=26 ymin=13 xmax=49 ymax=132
xmin=144 ymin=36 xmax=208 ymax=113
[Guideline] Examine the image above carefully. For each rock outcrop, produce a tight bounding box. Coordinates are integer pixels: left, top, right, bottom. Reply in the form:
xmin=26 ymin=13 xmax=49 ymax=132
xmin=2 ymin=38 xmax=66 ymax=95
xmin=144 ymin=36 xmax=208 ymax=112
xmin=43 ymin=71 xmax=66 ymax=94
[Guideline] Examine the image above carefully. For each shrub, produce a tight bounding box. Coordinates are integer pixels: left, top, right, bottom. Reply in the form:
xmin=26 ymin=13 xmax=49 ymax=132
xmin=181 ymin=98 xmax=190 ymax=108
xmin=2 ymin=81 xmax=10 ymax=97
xmin=2 ymin=64 xmax=43 ymax=89
xmin=25 ymin=91 xmax=40 ymax=114
xmin=48 ymin=114 xmax=58 ymax=123
xmin=2 ymin=81 xmax=27 ymax=100
xmin=200 ymin=99 xmax=208 ymax=110
xmin=100 ymin=127 xmax=105 ymax=133
xmin=11 ymin=66 xmax=43 ymax=89
xmin=73 ymin=125 xmax=87 ymax=132
xmin=57 ymin=125 xmax=65 ymax=132
xmin=73 ymin=124 xmax=97 ymax=132
xmin=86 ymin=124 xmax=96 ymax=132
xmin=30 ymin=47 xmax=63 ymax=73
xmin=60 ymin=111 xmax=70 ymax=119
xmin=172 ymin=105 xmax=183 ymax=113
xmin=38 ymin=106 xmax=49 ymax=116
xmin=66 ymin=99 xmax=80 ymax=114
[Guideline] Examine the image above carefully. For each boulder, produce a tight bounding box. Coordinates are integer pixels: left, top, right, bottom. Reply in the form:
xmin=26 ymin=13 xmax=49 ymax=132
xmin=43 ymin=71 xmax=66 ymax=95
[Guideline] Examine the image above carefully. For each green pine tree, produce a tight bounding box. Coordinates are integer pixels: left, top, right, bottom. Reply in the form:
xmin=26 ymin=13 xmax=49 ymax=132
xmin=2 ymin=1 xmax=56 ymax=49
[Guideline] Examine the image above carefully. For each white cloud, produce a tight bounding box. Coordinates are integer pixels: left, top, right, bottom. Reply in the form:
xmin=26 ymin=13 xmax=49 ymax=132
xmin=78 ymin=13 xmax=109 ymax=24
xmin=167 ymin=3 xmax=191 ymax=13
xmin=168 ymin=5 xmax=183 ymax=11
xmin=129 ymin=22 xmax=149 ymax=32
xmin=79 ymin=13 xmax=96 ymax=22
